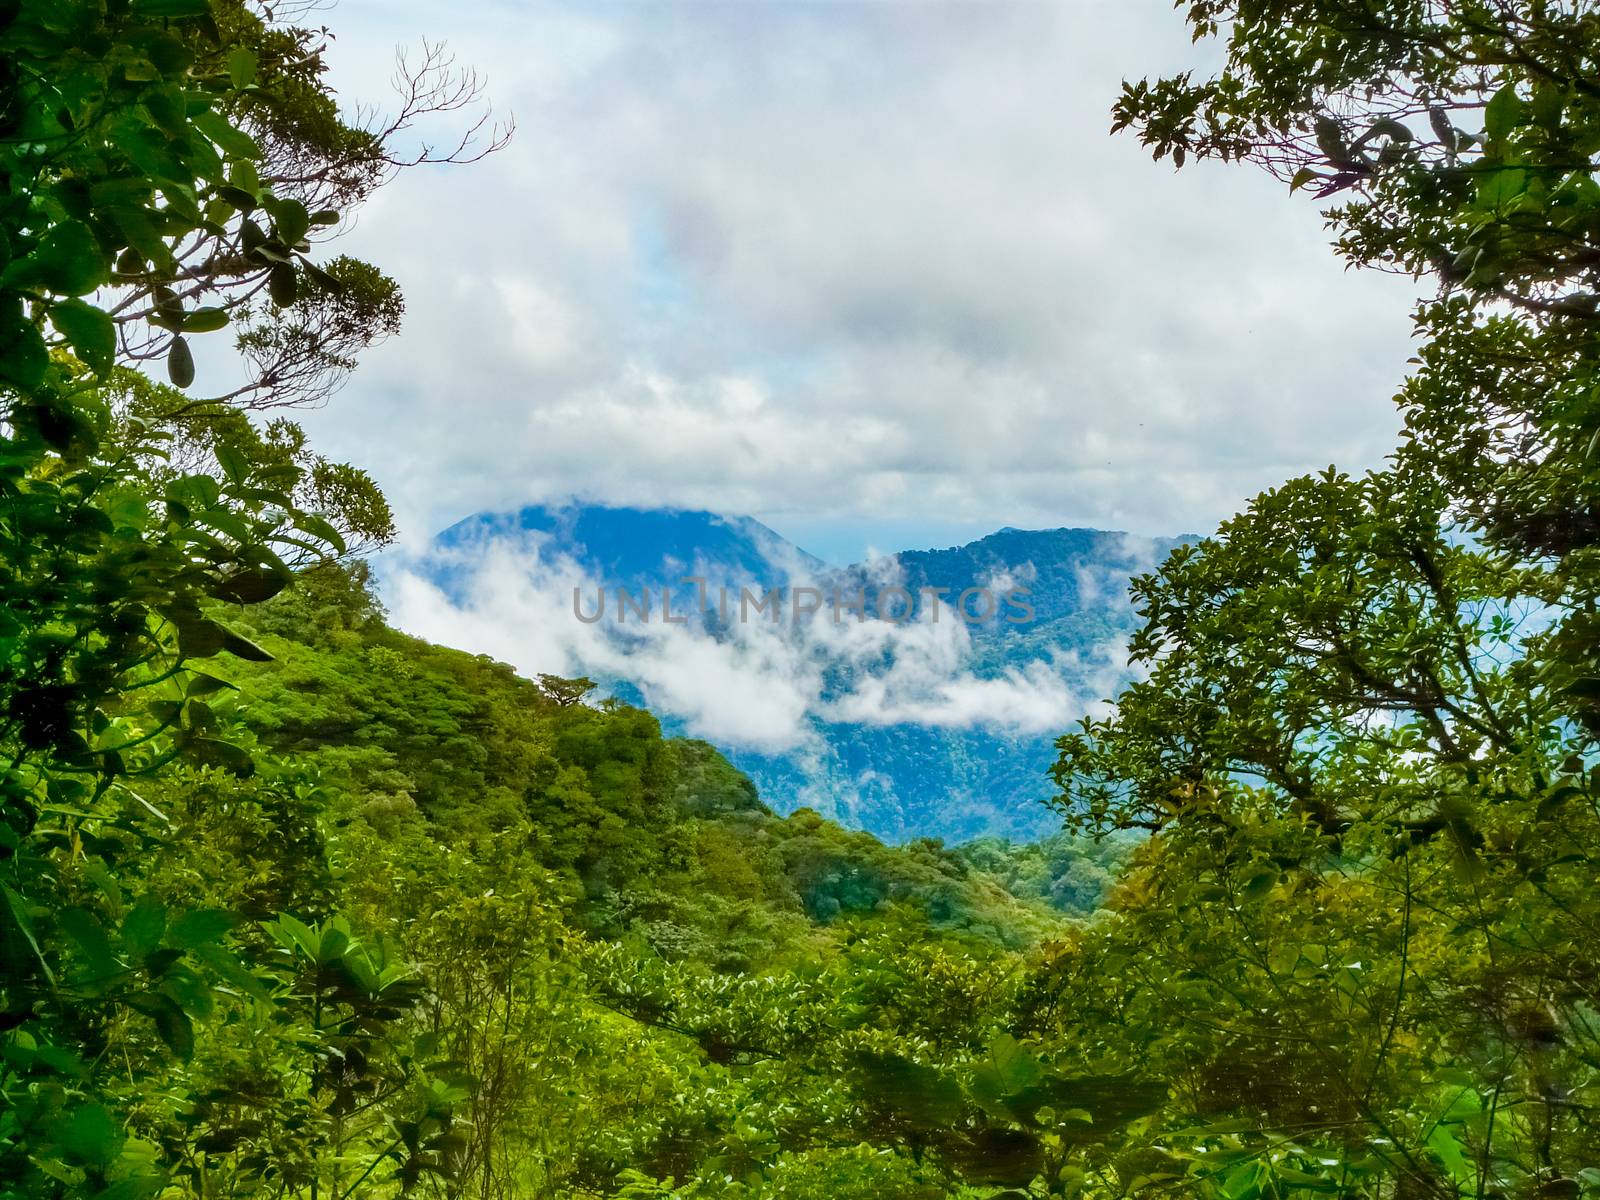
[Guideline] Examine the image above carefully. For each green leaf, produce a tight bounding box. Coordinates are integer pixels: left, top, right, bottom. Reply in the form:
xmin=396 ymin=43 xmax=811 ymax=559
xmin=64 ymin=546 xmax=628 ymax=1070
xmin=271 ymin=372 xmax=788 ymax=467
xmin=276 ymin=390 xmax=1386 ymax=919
xmin=51 ymin=1104 xmax=120 ymax=1169
xmin=132 ymin=0 xmax=213 ymax=17
xmin=151 ymin=999 xmax=195 ymax=1059
xmin=1425 ymin=1119 xmax=1476 ymax=1188
xmin=49 ymin=299 xmax=115 ymax=373
xmin=184 ymin=698 xmax=217 ymax=731
xmin=247 ymin=240 xmax=294 ymax=265
xmin=161 ymin=965 xmax=215 ymax=1019
xmin=1537 ymin=785 xmax=1583 ymax=819
xmin=1 ymin=883 xmax=56 ymax=985
xmin=184 ymin=737 xmax=255 ymax=776
xmin=167 ymin=908 xmax=236 ymax=950
xmin=59 ymin=908 xmax=119 ymax=979
xmin=10 ymin=220 xmax=105 ymax=295
xmin=184 ymin=672 xmax=238 ymax=698
xmin=1220 ymin=1161 xmax=1266 ymax=1200
xmin=181 ymin=306 xmax=228 ymax=333
xmin=269 ymin=262 xmax=297 ymax=306
xmin=213 ymin=440 xmax=249 ymax=483
xmin=219 ymin=629 xmax=273 ymax=661
xmin=121 ymin=897 xmax=167 ymax=958
xmin=122 ymin=57 xmax=162 ymax=83
xmin=208 ymin=566 xmax=289 ymax=604
xmin=300 ymin=257 xmax=345 ymax=294
xmin=191 ymin=108 xmax=259 ymax=160
xmin=967 ymin=1068 xmax=1016 ymax=1122
xmin=190 ymin=942 xmax=272 ymax=1001
xmin=270 ymin=198 xmax=310 ymax=246
xmin=0 ymin=318 xmax=48 ymax=388
xmin=987 ymin=1033 xmax=1043 ymax=1094
xmin=1240 ymin=866 xmax=1277 ymax=901
xmin=270 ymin=913 xmax=321 ymax=960
xmin=34 ymin=1044 xmax=87 ymax=1078
xmin=1477 ymin=167 xmax=1528 ymax=210
xmin=136 ymin=702 xmax=181 ymax=738
xmin=109 ymin=205 xmax=173 ymax=271
xmin=215 ymin=184 xmax=259 ymax=212
xmin=226 ymin=46 xmax=257 ymax=88
xmin=1530 ymin=84 xmax=1565 ymax=130
xmin=1484 ymin=84 xmax=1524 ymax=141
xmin=294 ymin=512 xmax=347 ymax=554
xmin=174 ymin=613 xmax=226 ymax=657
xmin=167 ymin=471 xmax=222 ymax=510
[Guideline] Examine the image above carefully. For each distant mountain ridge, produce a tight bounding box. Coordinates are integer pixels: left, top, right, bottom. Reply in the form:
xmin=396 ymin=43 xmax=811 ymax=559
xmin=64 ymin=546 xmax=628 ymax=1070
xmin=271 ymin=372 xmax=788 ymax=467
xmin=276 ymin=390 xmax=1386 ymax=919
xmin=392 ymin=502 xmax=1193 ymax=842
xmin=432 ymin=505 xmax=824 ymax=596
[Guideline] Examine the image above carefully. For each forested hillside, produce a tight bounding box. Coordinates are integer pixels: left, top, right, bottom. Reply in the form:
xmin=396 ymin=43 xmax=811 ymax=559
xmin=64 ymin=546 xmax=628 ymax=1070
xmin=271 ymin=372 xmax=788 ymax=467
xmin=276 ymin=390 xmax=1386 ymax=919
xmin=229 ymin=563 xmax=1084 ymax=953
xmin=58 ymin=561 xmax=1117 ymax=1196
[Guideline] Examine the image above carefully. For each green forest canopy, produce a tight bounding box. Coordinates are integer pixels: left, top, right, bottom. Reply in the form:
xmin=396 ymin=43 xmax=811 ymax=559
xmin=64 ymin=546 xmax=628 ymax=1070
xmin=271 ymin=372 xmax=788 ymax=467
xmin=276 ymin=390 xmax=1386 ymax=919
xmin=2 ymin=0 xmax=1600 ymax=1197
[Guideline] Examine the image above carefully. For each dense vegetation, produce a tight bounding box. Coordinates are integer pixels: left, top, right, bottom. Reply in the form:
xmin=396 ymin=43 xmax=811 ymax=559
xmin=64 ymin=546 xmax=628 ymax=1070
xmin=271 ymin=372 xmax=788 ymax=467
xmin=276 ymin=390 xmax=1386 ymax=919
xmin=4 ymin=0 xmax=1600 ymax=1197
xmin=72 ymin=560 xmax=1111 ymax=1197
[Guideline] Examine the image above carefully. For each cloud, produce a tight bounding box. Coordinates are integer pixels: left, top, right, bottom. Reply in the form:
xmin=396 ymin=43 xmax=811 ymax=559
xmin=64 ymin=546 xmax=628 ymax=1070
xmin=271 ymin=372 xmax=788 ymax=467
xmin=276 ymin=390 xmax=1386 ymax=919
xmin=387 ymin=537 xmax=822 ymax=748
xmin=819 ymin=631 xmax=1122 ymax=734
xmin=292 ymin=0 xmax=1422 ymax=550
xmin=382 ymin=532 xmax=1129 ymax=751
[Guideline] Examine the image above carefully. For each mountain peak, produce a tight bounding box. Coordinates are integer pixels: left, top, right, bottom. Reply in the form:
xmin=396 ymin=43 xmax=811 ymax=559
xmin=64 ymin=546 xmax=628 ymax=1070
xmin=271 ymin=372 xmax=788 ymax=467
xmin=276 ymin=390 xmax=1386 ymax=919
xmin=433 ymin=501 xmax=825 ymax=588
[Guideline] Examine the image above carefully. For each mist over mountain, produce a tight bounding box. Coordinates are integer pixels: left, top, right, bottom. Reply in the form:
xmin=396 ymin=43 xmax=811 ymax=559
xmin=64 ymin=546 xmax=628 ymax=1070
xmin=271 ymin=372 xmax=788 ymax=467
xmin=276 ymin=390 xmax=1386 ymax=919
xmin=385 ymin=503 xmax=1191 ymax=841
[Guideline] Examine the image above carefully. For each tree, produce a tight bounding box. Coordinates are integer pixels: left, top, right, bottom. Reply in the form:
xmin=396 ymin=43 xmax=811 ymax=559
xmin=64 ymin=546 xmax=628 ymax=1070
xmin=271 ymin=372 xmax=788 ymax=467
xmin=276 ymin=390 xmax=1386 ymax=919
xmin=0 ymin=0 xmax=499 ymax=1193
xmin=1039 ymin=2 xmax=1600 ymax=1194
xmin=1112 ymin=0 xmax=1600 ymax=689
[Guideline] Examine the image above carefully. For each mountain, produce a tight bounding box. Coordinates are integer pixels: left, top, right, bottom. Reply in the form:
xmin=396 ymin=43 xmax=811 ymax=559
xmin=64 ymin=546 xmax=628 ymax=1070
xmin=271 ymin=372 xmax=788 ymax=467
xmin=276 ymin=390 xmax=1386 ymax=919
xmin=387 ymin=503 xmax=1192 ymax=842
xmin=876 ymin=525 xmax=1170 ymax=624
xmin=430 ymin=504 xmax=822 ymax=597
xmin=717 ymin=525 xmax=1190 ymax=841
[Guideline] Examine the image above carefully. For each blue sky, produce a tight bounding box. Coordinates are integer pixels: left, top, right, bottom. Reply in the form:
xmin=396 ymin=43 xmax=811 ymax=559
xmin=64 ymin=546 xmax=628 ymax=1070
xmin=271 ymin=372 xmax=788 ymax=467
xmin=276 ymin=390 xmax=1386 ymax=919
xmin=287 ymin=0 xmax=1423 ymax=561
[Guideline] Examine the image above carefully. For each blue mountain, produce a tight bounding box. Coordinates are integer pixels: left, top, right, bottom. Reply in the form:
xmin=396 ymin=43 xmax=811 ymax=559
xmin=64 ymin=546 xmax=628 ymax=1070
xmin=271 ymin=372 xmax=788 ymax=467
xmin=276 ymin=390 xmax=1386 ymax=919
xmin=398 ymin=503 xmax=1192 ymax=842
xmin=431 ymin=504 xmax=823 ymax=595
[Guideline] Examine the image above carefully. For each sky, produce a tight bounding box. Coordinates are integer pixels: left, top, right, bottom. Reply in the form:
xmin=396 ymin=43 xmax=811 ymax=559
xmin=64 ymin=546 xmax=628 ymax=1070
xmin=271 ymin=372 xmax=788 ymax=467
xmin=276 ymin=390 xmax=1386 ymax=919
xmin=293 ymin=0 xmax=1424 ymax=565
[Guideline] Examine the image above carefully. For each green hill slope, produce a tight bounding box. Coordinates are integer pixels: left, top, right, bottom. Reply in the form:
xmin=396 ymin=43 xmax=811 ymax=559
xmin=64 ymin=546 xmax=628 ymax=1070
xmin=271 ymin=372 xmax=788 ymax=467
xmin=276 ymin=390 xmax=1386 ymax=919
xmin=226 ymin=564 xmax=1087 ymax=955
xmin=92 ymin=562 xmax=1123 ymax=1197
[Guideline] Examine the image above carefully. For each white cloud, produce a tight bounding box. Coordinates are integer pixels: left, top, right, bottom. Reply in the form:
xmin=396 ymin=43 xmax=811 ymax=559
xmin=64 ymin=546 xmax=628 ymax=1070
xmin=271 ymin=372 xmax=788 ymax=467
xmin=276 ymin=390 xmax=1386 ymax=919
xmin=388 ymin=538 xmax=823 ymax=748
xmin=288 ymin=0 xmax=1421 ymax=550
xmin=819 ymin=630 xmax=1121 ymax=734
xmin=382 ymin=534 xmax=1129 ymax=750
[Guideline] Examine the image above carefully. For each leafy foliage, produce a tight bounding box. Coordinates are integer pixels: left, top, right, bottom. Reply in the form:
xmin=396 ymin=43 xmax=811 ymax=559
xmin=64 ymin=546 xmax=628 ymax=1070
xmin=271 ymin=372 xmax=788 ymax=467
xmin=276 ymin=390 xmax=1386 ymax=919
xmin=1029 ymin=1 xmax=1600 ymax=1196
xmin=12 ymin=0 xmax=1600 ymax=1197
xmin=0 ymin=0 xmax=487 ymax=1194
